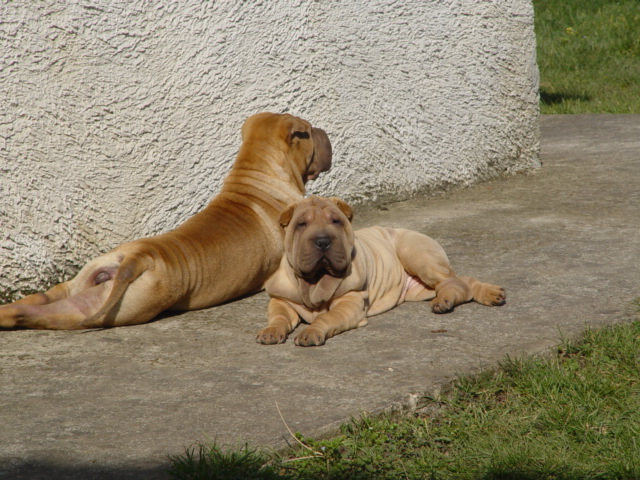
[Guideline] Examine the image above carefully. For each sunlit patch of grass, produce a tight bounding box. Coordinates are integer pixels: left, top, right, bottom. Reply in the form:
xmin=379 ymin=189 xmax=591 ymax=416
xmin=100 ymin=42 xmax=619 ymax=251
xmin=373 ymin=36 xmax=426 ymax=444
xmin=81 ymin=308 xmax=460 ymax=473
xmin=534 ymin=0 xmax=640 ymax=113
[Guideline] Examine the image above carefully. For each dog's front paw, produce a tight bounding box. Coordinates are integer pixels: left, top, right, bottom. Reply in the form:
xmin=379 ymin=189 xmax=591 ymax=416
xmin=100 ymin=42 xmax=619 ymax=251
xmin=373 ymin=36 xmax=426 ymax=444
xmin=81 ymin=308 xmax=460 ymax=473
xmin=294 ymin=326 xmax=326 ymax=347
xmin=256 ymin=326 xmax=288 ymax=345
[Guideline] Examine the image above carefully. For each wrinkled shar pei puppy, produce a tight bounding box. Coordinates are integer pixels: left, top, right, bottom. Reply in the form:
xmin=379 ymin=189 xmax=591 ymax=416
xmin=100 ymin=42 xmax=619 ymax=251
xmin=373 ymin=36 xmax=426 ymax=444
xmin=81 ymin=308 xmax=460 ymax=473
xmin=257 ymin=196 xmax=505 ymax=346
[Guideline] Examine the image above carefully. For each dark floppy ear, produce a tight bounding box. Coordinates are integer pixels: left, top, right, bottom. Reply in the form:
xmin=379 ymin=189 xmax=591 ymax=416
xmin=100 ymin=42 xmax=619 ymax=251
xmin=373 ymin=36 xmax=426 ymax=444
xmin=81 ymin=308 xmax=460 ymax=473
xmin=328 ymin=197 xmax=354 ymax=222
xmin=279 ymin=202 xmax=298 ymax=228
xmin=287 ymin=128 xmax=311 ymax=146
xmin=287 ymin=118 xmax=311 ymax=146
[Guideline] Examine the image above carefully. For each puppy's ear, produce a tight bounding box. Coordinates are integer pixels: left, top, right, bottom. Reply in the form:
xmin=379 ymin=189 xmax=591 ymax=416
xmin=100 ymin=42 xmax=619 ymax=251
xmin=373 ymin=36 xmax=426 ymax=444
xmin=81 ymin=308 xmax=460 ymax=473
xmin=279 ymin=203 xmax=297 ymax=228
xmin=328 ymin=197 xmax=354 ymax=222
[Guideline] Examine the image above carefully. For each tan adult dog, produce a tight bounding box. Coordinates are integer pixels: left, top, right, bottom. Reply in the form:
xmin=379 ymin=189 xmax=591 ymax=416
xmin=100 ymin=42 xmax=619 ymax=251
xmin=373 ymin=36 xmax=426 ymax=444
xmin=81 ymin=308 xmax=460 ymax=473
xmin=0 ymin=113 xmax=331 ymax=330
xmin=257 ymin=196 xmax=505 ymax=346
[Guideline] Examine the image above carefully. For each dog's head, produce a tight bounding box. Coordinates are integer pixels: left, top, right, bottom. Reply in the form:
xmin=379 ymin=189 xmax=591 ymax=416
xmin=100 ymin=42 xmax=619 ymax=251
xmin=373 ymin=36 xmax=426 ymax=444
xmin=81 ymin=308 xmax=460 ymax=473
xmin=241 ymin=113 xmax=332 ymax=185
xmin=279 ymin=196 xmax=355 ymax=282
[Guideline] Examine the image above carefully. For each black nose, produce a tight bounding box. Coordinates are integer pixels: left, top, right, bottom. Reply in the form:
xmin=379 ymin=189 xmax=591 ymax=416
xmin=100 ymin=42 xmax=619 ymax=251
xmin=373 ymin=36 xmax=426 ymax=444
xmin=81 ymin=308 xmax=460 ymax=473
xmin=314 ymin=236 xmax=331 ymax=251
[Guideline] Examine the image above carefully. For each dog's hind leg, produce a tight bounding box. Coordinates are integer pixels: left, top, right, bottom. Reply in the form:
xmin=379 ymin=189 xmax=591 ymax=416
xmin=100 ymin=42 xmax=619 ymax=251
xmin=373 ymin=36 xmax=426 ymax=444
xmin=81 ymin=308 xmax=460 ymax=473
xmin=0 ymin=253 xmax=149 ymax=329
xmin=0 ymin=282 xmax=113 ymax=329
xmin=430 ymin=277 xmax=473 ymax=313
xmin=432 ymin=276 xmax=505 ymax=313
xmin=458 ymin=276 xmax=505 ymax=308
xmin=393 ymin=228 xmax=504 ymax=313
xmin=9 ymin=282 xmax=72 ymax=307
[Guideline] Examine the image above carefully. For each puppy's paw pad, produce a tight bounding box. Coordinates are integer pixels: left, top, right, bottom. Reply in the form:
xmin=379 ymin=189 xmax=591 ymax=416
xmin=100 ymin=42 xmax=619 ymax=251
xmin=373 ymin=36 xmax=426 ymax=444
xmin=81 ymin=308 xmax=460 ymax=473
xmin=256 ymin=326 xmax=288 ymax=345
xmin=295 ymin=328 xmax=326 ymax=347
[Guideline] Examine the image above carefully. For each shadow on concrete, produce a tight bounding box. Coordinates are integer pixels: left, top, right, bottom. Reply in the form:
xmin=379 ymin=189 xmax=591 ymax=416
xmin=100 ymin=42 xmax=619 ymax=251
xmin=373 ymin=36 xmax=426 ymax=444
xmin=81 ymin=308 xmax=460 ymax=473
xmin=0 ymin=460 xmax=170 ymax=480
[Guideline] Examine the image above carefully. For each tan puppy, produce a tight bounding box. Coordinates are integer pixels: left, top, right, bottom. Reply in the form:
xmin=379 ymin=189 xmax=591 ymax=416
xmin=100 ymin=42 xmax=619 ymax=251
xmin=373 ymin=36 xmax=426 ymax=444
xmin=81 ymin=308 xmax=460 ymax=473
xmin=257 ymin=196 xmax=505 ymax=346
xmin=0 ymin=113 xmax=331 ymax=330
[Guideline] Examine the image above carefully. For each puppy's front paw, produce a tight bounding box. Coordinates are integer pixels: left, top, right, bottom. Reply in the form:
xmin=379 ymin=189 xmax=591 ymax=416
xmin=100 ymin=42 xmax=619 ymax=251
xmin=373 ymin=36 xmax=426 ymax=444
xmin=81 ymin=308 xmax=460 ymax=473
xmin=295 ymin=326 xmax=326 ymax=347
xmin=256 ymin=326 xmax=288 ymax=345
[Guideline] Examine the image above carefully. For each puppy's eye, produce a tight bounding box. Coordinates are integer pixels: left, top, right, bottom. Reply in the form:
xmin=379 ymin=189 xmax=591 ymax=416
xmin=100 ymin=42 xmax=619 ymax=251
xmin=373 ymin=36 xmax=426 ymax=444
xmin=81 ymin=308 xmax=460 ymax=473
xmin=296 ymin=221 xmax=307 ymax=229
xmin=332 ymin=219 xmax=342 ymax=226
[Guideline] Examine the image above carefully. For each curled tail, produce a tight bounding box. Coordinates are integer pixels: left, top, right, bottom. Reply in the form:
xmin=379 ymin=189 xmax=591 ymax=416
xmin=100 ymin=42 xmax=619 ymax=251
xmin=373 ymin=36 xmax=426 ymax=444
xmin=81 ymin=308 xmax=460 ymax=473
xmin=81 ymin=255 xmax=149 ymax=327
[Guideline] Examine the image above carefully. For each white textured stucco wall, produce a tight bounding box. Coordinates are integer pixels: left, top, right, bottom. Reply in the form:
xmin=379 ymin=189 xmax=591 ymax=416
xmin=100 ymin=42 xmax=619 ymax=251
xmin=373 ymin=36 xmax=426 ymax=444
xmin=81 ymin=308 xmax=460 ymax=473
xmin=0 ymin=1 xmax=539 ymax=298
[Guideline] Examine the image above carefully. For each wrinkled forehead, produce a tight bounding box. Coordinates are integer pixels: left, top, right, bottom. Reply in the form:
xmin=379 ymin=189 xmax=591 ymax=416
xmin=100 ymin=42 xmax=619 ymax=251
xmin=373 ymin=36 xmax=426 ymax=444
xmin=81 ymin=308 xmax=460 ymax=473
xmin=294 ymin=199 xmax=338 ymax=222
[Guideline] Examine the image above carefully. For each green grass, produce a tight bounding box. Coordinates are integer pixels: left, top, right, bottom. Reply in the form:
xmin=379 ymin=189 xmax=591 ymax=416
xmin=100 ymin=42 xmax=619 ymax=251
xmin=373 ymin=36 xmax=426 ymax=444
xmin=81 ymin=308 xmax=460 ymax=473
xmin=169 ymin=318 xmax=640 ymax=480
xmin=167 ymin=443 xmax=284 ymax=480
xmin=534 ymin=0 xmax=640 ymax=113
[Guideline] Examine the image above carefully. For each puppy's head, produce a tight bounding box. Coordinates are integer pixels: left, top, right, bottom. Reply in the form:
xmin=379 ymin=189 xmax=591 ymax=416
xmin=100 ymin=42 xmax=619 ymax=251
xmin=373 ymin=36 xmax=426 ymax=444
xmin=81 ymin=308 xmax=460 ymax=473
xmin=241 ymin=113 xmax=332 ymax=184
xmin=279 ymin=196 xmax=354 ymax=282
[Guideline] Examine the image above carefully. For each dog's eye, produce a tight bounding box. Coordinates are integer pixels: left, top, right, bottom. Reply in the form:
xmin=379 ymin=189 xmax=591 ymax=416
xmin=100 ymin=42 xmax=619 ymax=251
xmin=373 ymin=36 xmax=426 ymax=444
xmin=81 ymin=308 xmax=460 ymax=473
xmin=332 ymin=219 xmax=342 ymax=226
xmin=296 ymin=221 xmax=307 ymax=229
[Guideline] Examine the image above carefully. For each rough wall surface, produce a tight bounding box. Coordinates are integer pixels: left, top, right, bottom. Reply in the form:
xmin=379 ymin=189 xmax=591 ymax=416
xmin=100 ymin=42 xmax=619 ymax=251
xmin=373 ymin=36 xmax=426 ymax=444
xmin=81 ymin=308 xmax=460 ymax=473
xmin=0 ymin=1 xmax=539 ymax=297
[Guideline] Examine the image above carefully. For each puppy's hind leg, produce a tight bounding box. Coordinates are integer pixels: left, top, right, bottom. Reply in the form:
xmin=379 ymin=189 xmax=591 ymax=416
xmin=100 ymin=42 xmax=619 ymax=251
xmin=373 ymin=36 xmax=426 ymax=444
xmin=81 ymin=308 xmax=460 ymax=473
xmin=393 ymin=228 xmax=464 ymax=313
xmin=430 ymin=277 xmax=473 ymax=313
xmin=393 ymin=228 xmax=504 ymax=313
xmin=459 ymin=276 xmax=506 ymax=308
xmin=433 ymin=276 xmax=505 ymax=313
xmin=432 ymin=276 xmax=505 ymax=313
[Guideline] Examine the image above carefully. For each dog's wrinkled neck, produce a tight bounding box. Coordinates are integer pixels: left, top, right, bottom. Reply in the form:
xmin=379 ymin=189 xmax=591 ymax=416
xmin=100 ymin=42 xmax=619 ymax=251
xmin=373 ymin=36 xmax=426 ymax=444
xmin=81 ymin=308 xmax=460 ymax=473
xmin=296 ymin=272 xmax=344 ymax=310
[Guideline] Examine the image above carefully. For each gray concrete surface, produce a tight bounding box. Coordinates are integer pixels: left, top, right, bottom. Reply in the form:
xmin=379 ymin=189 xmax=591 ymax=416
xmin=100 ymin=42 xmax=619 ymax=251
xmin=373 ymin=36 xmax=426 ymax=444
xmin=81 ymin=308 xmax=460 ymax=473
xmin=1 ymin=115 xmax=639 ymax=479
